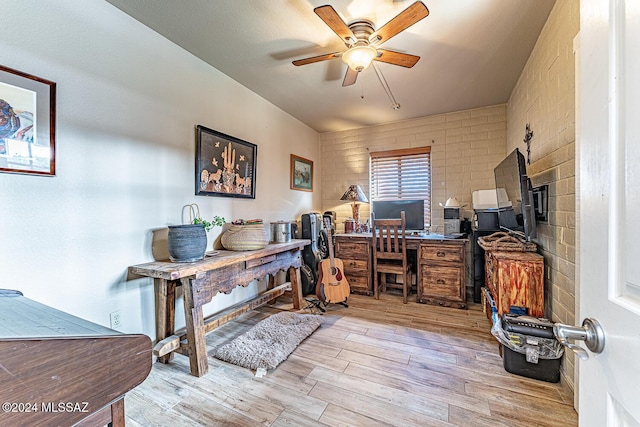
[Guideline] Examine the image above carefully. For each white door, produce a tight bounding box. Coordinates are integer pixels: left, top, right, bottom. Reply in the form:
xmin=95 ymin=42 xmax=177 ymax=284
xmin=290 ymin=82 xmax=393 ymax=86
xmin=578 ymin=0 xmax=640 ymax=425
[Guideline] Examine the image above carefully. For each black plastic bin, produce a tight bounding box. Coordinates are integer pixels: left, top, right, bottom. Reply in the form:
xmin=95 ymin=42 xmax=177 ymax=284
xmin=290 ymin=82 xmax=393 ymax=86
xmin=492 ymin=314 xmax=564 ymax=383
xmin=502 ymin=345 xmax=562 ymax=382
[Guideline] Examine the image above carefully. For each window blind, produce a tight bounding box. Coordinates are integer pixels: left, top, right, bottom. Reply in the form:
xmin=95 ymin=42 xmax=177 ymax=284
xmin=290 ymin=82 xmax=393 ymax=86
xmin=370 ymin=147 xmax=431 ymax=225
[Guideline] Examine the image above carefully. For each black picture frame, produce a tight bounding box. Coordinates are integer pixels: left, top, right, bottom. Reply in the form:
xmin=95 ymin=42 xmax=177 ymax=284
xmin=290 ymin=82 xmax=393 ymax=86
xmin=0 ymin=65 xmax=56 ymax=176
xmin=195 ymin=125 xmax=257 ymax=199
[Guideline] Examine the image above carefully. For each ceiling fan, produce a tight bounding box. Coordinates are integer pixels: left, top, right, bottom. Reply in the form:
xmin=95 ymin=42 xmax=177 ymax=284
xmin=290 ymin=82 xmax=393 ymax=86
xmin=292 ymin=2 xmax=429 ymax=88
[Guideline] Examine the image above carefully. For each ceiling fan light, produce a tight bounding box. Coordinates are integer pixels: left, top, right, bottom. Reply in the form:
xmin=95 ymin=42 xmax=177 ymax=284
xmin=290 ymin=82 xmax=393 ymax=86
xmin=342 ymin=45 xmax=377 ymax=72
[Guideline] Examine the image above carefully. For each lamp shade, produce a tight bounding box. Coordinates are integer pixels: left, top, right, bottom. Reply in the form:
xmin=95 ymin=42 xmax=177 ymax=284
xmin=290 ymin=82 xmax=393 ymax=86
xmin=340 ymin=185 xmax=368 ymax=203
xmin=341 ymin=45 xmax=377 ymax=72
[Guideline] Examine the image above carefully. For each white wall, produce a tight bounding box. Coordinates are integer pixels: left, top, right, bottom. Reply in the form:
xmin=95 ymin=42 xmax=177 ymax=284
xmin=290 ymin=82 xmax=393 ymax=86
xmin=0 ymin=1 xmax=320 ymax=339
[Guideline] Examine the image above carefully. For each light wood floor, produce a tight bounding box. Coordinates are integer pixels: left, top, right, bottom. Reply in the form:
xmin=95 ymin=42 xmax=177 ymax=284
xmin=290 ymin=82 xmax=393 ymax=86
xmin=125 ymin=293 xmax=578 ymax=426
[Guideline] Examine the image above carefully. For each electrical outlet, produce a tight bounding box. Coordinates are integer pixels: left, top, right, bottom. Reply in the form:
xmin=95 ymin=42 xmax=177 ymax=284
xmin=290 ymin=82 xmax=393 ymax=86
xmin=110 ymin=311 xmax=122 ymax=329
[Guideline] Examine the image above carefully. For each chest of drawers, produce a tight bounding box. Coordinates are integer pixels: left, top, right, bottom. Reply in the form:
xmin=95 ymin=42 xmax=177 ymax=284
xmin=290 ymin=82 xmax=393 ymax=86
xmin=334 ymin=234 xmax=372 ymax=295
xmin=417 ymin=240 xmax=466 ymax=308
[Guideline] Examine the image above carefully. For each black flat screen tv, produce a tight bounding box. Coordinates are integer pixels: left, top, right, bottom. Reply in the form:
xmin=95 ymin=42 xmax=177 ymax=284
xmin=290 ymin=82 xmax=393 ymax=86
xmin=371 ymin=199 xmax=425 ymax=231
xmin=493 ymin=148 xmax=537 ymax=241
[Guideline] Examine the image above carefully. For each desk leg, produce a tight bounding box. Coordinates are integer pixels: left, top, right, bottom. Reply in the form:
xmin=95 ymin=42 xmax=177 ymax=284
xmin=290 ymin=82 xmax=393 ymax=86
xmin=181 ymin=277 xmax=208 ymax=377
xmin=267 ymin=274 xmax=276 ymax=305
xmin=154 ymin=278 xmax=175 ymax=363
xmin=416 ymin=262 xmax=424 ymax=302
xmin=110 ymin=398 xmax=125 ymax=427
xmin=288 ymin=266 xmax=304 ymax=310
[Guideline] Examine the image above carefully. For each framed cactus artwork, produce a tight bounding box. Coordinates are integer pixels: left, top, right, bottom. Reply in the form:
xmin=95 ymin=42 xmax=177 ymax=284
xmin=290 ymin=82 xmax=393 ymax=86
xmin=195 ymin=125 xmax=257 ymax=199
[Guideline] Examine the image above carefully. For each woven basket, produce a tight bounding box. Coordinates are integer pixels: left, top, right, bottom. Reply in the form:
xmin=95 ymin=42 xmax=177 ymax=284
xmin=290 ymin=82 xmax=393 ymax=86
xmin=221 ymin=224 xmax=269 ymax=251
xmin=478 ymin=231 xmax=537 ymax=252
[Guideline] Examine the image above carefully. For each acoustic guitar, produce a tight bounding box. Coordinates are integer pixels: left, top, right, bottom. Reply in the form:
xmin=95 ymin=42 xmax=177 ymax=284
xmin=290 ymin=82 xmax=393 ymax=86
xmin=316 ymin=218 xmax=350 ymax=304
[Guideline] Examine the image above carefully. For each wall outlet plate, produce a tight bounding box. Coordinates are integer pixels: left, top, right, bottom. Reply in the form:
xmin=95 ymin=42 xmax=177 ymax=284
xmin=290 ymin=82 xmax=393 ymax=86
xmin=110 ymin=311 xmax=122 ymax=329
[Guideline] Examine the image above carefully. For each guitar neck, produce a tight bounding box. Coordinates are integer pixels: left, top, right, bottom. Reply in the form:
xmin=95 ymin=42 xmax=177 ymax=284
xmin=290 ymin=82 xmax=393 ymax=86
xmin=324 ymin=218 xmax=336 ymax=267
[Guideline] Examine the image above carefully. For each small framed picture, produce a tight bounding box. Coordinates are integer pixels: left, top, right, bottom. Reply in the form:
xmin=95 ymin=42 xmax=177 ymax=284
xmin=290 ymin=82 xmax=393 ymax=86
xmin=195 ymin=125 xmax=257 ymax=199
xmin=0 ymin=65 xmax=56 ymax=176
xmin=290 ymin=154 xmax=313 ymax=192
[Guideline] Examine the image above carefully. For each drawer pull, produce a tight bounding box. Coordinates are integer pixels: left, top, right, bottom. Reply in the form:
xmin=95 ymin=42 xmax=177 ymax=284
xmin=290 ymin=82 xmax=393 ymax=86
xmin=436 ymin=251 xmax=446 ymax=257
xmin=436 ymin=278 xmax=446 ymax=284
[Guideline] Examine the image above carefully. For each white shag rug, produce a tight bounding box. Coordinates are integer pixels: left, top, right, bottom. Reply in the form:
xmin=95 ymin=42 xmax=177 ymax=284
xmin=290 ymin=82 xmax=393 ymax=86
xmin=213 ymin=311 xmax=323 ymax=371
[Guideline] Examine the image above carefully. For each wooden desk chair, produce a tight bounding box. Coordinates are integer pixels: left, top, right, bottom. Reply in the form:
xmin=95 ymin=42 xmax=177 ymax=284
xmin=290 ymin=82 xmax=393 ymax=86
xmin=371 ymin=211 xmax=412 ymax=304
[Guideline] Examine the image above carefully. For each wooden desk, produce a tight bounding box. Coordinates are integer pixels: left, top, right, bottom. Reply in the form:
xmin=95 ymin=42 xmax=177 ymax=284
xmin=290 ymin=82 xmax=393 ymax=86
xmin=334 ymin=233 xmax=468 ymax=307
xmin=0 ymin=290 xmax=152 ymax=427
xmin=129 ymin=239 xmax=309 ymax=377
xmin=335 ymin=233 xmax=427 ymax=295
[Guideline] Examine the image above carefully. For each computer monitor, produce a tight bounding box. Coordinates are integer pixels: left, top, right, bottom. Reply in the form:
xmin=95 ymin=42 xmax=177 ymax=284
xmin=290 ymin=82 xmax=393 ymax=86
xmin=371 ymin=199 xmax=425 ymax=231
xmin=494 ymin=148 xmax=537 ymax=241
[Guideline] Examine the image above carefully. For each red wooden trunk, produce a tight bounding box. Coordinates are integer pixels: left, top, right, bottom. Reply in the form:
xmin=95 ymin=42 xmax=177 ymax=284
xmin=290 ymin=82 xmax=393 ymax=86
xmin=486 ymin=250 xmax=544 ymax=317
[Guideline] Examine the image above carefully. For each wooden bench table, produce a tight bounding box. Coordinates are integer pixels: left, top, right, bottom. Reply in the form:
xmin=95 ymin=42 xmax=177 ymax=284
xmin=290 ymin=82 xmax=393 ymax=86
xmin=0 ymin=290 xmax=152 ymax=427
xmin=129 ymin=239 xmax=310 ymax=377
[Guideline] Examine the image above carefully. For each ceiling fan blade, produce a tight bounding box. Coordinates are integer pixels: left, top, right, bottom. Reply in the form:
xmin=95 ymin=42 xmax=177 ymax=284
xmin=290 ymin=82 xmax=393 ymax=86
xmin=314 ymin=5 xmax=357 ymax=45
xmin=370 ymin=1 xmax=429 ymax=46
xmin=292 ymin=52 xmax=341 ymax=66
xmin=374 ymin=49 xmax=420 ymax=68
xmin=342 ymin=67 xmax=358 ymax=87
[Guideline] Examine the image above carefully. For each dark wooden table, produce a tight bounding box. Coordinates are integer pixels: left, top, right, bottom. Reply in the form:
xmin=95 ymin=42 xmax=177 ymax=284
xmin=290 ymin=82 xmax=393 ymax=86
xmin=0 ymin=290 xmax=152 ymax=427
xmin=129 ymin=239 xmax=310 ymax=377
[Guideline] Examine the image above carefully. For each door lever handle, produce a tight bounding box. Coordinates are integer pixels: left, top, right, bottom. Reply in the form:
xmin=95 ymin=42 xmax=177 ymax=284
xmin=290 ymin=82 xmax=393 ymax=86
xmin=553 ymin=318 xmax=605 ymax=361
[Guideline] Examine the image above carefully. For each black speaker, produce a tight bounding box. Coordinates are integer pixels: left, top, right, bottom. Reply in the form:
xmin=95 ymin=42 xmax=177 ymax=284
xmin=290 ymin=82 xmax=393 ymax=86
xmin=460 ymin=218 xmax=472 ymax=234
xmin=472 ymin=228 xmax=500 ymax=303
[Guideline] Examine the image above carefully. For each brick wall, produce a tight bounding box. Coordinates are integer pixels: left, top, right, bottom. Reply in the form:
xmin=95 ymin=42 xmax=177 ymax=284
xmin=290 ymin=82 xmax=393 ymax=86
xmin=319 ymin=105 xmax=507 ymax=232
xmin=506 ymin=0 xmax=579 ymax=390
xmin=319 ymin=0 xmax=579 ymax=395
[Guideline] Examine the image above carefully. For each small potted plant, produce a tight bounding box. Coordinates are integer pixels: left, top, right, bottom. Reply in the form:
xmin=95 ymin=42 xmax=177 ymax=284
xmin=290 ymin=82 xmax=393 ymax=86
xmin=167 ymin=204 xmax=226 ymax=262
xmin=192 ymin=215 xmax=226 ymax=232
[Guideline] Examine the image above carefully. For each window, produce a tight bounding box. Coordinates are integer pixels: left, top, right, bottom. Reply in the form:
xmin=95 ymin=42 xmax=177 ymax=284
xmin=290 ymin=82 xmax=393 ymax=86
xmin=370 ymin=146 xmax=431 ymax=225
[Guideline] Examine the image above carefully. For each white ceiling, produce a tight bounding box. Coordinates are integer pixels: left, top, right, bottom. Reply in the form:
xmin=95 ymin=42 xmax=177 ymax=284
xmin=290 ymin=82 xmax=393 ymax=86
xmin=105 ymin=0 xmax=556 ymax=133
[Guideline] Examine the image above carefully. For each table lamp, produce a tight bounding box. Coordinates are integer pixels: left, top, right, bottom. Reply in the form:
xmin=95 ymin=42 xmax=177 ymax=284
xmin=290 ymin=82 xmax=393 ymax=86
xmin=340 ymin=184 xmax=369 ymax=223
